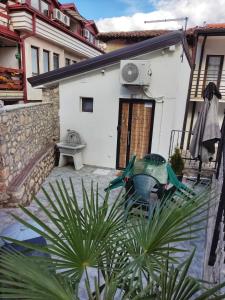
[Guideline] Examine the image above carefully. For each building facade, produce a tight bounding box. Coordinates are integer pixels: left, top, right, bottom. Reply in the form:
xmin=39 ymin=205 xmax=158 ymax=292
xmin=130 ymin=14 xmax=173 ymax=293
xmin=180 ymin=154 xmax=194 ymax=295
xmin=0 ymin=0 xmax=103 ymax=104
xmin=185 ymin=24 xmax=225 ymax=136
xmin=29 ymin=32 xmax=191 ymax=168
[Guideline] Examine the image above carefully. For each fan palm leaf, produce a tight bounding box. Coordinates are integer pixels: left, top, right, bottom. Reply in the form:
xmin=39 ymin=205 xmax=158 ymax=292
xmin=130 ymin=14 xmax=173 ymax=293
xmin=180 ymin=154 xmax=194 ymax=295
xmin=0 ymin=180 xmax=222 ymax=299
xmin=0 ymin=251 xmax=75 ymax=300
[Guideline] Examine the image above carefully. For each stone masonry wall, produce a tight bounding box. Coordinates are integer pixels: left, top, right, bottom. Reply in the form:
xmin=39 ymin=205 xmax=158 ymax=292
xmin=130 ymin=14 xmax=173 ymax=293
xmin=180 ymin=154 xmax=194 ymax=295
xmin=0 ymin=102 xmax=56 ymax=207
xmin=42 ymin=86 xmax=60 ymax=142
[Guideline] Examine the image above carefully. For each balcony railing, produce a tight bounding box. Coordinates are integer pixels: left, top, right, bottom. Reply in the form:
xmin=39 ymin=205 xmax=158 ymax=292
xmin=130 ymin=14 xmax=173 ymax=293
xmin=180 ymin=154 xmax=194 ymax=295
xmin=190 ymin=69 xmax=225 ymax=100
xmin=0 ymin=67 xmax=23 ymax=91
xmin=169 ymin=130 xmax=217 ymax=180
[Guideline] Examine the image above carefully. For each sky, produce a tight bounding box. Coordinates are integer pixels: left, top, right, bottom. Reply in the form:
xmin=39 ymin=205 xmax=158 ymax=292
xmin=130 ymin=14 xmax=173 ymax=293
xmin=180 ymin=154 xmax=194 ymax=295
xmin=60 ymin=0 xmax=225 ymax=32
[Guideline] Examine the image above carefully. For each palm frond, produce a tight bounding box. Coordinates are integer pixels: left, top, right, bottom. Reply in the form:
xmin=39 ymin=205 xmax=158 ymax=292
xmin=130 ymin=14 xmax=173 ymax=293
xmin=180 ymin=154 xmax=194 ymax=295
xmin=0 ymin=251 xmax=75 ymax=300
xmin=1 ymin=179 xmax=125 ymax=281
xmin=0 ymin=180 xmax=224 ymax=299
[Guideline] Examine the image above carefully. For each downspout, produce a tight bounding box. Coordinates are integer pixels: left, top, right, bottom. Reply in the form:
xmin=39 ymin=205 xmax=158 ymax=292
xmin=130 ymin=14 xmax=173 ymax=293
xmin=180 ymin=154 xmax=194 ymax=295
xmin=19 ymin=12 xmax=36 ymax=103
xmin=180 ymin=31 xmax=198 ymax=148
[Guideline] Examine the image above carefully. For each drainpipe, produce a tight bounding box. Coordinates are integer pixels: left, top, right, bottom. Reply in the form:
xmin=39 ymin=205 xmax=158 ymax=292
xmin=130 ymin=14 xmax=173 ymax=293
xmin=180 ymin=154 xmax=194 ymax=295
xmin=19 ymin=12 xmax=36 ymax=103
xmin=180 ymin=31 xmax=198 ymax=149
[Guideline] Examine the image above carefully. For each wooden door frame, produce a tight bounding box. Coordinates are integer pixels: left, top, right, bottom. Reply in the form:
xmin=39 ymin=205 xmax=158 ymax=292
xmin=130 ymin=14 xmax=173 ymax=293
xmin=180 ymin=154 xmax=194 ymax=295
xmin=116 ymin=98 xmax=155 ymax=169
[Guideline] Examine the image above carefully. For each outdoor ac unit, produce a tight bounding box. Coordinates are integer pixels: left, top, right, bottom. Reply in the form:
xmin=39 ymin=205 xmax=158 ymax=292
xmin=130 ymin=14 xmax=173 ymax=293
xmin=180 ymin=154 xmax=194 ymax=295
xmin=120 ymin=60 xmax=151 ymax=86
xmin=63 ymin=14 xmax=70 ymax=27
xmin=53 ymin=8 xmax=62 ymax=22
xmin=52 ymin=8 xmax=70 ymax=26
xmin=83 ymin=29 xmax=90 ymax=39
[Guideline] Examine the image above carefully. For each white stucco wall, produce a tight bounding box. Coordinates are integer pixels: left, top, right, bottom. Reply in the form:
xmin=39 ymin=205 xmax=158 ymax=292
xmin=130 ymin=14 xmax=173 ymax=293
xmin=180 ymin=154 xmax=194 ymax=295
xmin=25 ymin=36 xmax=84 ymax=101
xmin=0 ymin=47 xmax=19 ymax=69
xmin=59 ymin=43 xmax=191 ymax=168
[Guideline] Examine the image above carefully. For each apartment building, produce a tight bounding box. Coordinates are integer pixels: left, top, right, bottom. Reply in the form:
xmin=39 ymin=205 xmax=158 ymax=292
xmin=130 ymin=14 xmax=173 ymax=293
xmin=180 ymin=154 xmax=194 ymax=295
xmin=0 ymin=0 xmax=103 ymax=103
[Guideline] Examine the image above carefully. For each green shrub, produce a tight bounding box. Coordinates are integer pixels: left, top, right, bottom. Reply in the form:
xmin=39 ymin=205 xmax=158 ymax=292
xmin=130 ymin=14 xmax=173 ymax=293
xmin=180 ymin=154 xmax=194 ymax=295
xmin=170 ymin=147 xmax=185 ymax=175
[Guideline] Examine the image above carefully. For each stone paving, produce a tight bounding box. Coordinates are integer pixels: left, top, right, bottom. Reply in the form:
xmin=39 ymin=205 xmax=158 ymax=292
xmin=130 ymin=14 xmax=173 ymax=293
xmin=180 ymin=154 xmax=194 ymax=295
xmin=0 ymin=165 xmax=119 ymax=232
xmin=0 ymin=165 xmax=209 ymax=281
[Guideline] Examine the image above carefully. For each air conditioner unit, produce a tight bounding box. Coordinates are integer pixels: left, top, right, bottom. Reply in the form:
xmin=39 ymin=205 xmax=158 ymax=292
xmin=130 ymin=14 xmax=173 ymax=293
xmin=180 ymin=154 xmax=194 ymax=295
xmin=52 ymin=9 xmax=70 ymax=26
xmin=120 ymin=60 xmax=151 ymax=86
xmin=63 ymin=14 xmax=70 ymax=27
xmin=83 ymin=29 xmax=90 ymax=39
xmin=52 ymin=8 xmax=62 ymax=22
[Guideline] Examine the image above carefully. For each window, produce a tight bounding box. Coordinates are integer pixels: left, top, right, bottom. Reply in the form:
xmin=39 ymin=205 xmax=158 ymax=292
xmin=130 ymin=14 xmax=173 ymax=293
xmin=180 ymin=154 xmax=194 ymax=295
xmin=204 ymin=55 xmax=224 ymax=89
xmin=31 ymin=46 xmax=39 ymax=76
xmin=30 ymin=0 xmax=49 ymax=16
xmin=40 ymin=0 xmax=49 ymax=16
xmin=90 ymin=34 xmax=94 ymax=44
xmin=72 ymin=60 xmax=77 ymax=64
xmin=81 ymin=97 xmax=93 ymax=112
xmin=65 ymin=58 xmax=71 ymax=66
xmin=30 ymin=0 xmax=39 ymax=10
xmin=43 ymin=50 xmax=50 ymax=73
xmin=53 ymin=53 xmax=59 ymax=70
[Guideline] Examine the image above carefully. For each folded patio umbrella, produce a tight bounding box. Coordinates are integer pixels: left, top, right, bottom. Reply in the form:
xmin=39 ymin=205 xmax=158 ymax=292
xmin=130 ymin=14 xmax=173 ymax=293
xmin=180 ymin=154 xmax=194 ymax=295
xmin=190 ymin=82 xmax=221 ymax=163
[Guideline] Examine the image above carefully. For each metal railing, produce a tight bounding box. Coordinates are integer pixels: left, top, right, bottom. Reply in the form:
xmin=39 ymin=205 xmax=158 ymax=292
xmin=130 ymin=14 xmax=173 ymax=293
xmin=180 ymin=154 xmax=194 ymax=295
xmin=190 ymin=69 xmax=225 ymax=100
xmin=169 ymin=130 xmax=217 ymax=178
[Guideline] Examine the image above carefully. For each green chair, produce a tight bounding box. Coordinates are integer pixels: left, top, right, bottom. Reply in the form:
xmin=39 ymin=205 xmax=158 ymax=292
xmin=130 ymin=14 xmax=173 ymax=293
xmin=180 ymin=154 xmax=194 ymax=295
xmin=105 ymin=153 xmax=194 ymax=198
xmin=167 ymin=164 xmax=195 ymax=196
xmin=124 ymin=174 xmax=162 ymax=217
xmin=104 ymin=155 xmax=136 ymax=191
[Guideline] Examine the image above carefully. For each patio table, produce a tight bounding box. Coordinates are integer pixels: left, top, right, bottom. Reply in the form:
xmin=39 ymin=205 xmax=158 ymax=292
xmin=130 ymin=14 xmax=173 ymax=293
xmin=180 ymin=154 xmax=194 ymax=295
xmin=131 ymin=158 xmax=168 ymax=184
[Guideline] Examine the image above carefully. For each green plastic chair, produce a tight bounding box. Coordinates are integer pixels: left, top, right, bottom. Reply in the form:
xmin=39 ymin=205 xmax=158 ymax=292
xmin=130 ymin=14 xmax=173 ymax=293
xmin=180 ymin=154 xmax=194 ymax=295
xmin=105 ymin=153 xmax=194 ymax=198
xmin=167 ymin=164 xmax=195 ymax=196
xmin=104 ymin=155 xmax=136 ymax=191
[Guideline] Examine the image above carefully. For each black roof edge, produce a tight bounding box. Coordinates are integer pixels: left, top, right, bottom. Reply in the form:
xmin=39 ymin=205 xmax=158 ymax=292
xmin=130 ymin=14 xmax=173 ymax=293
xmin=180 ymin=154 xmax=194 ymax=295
xmin=196 ymin=28 xmax=225 ymax=36
xmin=28 ymin=31 xmax=191 ymax=87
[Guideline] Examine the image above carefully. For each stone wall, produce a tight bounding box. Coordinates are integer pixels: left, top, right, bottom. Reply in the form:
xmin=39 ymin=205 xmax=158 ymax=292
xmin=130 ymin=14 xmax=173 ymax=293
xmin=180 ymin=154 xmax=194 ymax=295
xmin=0 ymin=102 xmax=56 ymax=207
xmin=42 ymin=86 xmax=60 ymax=142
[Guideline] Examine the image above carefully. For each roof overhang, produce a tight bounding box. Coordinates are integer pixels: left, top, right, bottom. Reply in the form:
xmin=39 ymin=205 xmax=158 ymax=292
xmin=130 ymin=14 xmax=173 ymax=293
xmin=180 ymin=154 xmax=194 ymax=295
xmin=28 ymin=31 xmax=191 ymax=88
xmin=196 ymin=28 xmax=225 ymax=36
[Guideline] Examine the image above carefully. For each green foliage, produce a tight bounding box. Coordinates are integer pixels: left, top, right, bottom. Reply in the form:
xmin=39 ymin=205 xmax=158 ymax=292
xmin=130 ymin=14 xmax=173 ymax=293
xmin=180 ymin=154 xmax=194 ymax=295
xmin=170 ymin=148 xmax=185 ymax=176
xmin=0 ymin=179 xmax=224 ymax=299
xmin=0 ymin=251 xmax=74 ymax=300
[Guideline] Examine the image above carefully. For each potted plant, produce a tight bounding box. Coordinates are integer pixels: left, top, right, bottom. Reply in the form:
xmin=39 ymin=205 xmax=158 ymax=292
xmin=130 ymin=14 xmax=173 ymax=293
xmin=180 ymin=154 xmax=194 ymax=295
xmin=170 ymin=147 xmax=185 ymax=181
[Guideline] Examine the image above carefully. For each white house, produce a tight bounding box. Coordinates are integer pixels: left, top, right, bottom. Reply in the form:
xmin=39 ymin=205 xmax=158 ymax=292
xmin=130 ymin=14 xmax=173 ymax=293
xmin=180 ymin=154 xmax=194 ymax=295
xmin=29 ymin=31 xmax=191 ymax=169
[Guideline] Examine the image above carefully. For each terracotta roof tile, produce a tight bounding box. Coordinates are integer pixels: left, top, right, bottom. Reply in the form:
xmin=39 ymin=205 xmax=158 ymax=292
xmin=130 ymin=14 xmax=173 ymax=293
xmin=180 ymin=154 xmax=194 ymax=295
xmin=206 ymin=23 xmax=225 ymax=29
xmin=97 ymin=30 xmax=171 ymax=41
xmin=97 ymin=24 xmax=225 ymax=41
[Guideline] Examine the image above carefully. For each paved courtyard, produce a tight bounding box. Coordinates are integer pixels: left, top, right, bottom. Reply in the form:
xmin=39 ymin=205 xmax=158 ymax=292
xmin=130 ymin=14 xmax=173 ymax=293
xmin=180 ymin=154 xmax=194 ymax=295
xmin=0 ymin=165 xmax=209 ymax=280
xmin=0 ymin=165 xmax=119 ymax=232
